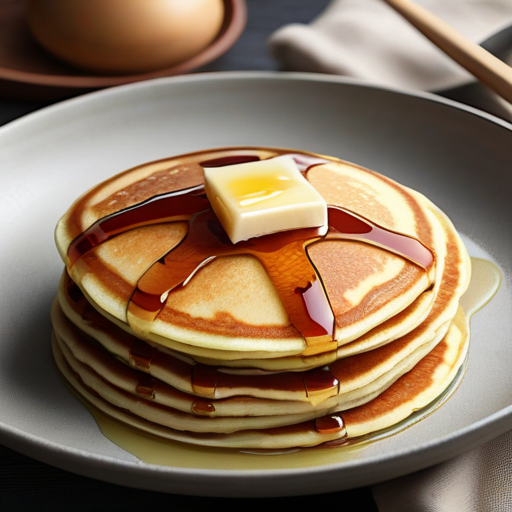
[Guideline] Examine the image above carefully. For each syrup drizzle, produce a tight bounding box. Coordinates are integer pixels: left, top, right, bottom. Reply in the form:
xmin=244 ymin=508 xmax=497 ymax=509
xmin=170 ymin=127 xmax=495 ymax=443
xmin=67 ymin=184 xmax=209 ymax=267
xmin=304 ymin=366 xmax=340 ymax=400
xmin=191 ymin=364 xmax=218 ymax=399
xmin=315 ymin=414 xmax=347 ymax=436
xmin=63 ymin=256 xmax=502 ymax=453
xmin=63 ymin=274 xmax=355 ymax=411
xmin=135 ymin=374 xmax=156 ymax=400
xmin=128 ymin=339 xmax=155 ymax=372
xmin=67 ymin=152 xmax=435 ymax=353
xmin=63 ymin=274 xmax=339 ymax=405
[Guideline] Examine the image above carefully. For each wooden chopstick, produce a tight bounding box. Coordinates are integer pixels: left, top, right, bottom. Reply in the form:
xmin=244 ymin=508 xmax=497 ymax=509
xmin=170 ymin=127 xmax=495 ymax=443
xmin=383 ymin=0 xmax=512 ymax=104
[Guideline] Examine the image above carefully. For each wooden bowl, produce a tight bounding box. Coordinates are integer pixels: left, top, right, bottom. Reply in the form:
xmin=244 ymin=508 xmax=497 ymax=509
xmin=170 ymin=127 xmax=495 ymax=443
xmin=0 ymin=0 xmax=247 ymax=100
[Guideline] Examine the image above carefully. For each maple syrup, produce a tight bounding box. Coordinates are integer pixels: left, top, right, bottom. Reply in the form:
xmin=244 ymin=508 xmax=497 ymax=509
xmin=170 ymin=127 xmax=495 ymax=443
xmin=82 ymin=256 xmax=501 ymax=466
xmin=57 ymin=148 xmax=501 ymax=464
xmin=66 ymin=150 xmax=435 ymax=355
xmin=63 ymin=273 xmax=340 ymax=401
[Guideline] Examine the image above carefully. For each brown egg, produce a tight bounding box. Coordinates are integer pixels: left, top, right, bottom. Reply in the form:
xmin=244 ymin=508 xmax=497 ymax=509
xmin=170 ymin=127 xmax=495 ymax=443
xmin=27 ymin=0 xmax=225 ymax=74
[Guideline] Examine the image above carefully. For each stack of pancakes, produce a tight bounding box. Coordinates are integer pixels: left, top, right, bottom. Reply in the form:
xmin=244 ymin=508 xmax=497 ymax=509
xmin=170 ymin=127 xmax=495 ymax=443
xmin=51 ymin=147 xmax=471 ymax=450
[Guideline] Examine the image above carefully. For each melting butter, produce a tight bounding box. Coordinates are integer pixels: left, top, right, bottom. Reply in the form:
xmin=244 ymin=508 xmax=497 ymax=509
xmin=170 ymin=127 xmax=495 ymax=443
xmin=203 ymin=156 xmax=327 ymax=244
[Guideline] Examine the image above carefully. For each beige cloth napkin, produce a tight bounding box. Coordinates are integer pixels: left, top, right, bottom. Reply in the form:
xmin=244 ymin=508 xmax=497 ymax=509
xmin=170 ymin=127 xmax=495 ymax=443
xmin=373 ymin=430 xmax=512 ymax=511
xmin=268 ymin=0 xmax=512 ymax=92
xmin=269 ymin=2 xmax=512 ymax=511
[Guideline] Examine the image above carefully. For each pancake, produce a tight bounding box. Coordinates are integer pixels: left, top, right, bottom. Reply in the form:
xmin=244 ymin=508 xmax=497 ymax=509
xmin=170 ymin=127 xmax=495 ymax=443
xmin=52 ymin=281 xmax=447 ymax=414
xmin=51 ymin=305 xmax=468 ymax=448
xmin=51 ymin=146 xmax=471 ymax=449
xmin=55 ymin=148 xmax=439 ymax=359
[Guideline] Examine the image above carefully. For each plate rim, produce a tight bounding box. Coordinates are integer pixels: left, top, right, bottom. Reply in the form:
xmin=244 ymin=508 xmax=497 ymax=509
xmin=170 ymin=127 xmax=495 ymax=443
xmin=1 ymin=71 xmax=512 ymax=496
xmin=4 ymin=70 xmax=512 ymax=133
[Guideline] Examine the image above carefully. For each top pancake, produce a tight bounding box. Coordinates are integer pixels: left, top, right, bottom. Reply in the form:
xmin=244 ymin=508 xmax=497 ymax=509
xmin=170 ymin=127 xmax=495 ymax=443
xmin=55 ymin=147 xmax=450 ymax=360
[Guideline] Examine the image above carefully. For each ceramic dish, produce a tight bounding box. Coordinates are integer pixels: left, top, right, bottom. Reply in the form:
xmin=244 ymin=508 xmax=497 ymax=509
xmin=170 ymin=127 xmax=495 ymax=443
xmin=0 ymin=72 xmax=511 ymax=497
xmin=0 ymin=0 xmax=246 ymax=100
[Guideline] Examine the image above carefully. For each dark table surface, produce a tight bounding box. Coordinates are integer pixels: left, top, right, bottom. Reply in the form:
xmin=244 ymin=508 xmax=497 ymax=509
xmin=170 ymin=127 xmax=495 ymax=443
xmin=0 ymin=1 xmax=383 ymax=509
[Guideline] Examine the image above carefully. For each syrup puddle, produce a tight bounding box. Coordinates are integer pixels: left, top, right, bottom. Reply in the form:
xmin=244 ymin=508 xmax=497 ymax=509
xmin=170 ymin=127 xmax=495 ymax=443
xmin=460 ymin=258 xmax=501 ymax=319
xmin=87 ymin=407 xmax=364 ymax=470
xmin=86 ymin=257 xmax=501 ymax=470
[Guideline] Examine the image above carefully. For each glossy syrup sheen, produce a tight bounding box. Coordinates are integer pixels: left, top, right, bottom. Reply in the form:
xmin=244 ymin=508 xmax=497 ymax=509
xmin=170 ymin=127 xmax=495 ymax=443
xmin=67 ymin=150 xmax=435 ymax=355
xmin=63 ymin=273 xmax=340 ymax=404
xmin=80 ymin=257 xmax=501 ymax=466
xmin=58 ymin=148 xmax=499 ymax=460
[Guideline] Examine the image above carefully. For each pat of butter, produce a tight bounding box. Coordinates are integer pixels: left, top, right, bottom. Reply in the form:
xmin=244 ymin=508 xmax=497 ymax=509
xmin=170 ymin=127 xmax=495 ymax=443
xmin=203 ymin=156 xmax=328 ymax=244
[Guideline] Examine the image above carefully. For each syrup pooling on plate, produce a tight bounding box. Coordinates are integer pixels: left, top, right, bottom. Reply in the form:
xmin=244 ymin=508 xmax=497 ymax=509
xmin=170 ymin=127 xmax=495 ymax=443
xmin=66 ymin=151 xmax=435 ymax=354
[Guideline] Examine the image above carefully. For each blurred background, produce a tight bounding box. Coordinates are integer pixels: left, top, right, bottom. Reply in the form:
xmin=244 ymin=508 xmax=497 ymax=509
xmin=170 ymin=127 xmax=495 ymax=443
xmin=0 ymin=0 xmax=334 ymax=125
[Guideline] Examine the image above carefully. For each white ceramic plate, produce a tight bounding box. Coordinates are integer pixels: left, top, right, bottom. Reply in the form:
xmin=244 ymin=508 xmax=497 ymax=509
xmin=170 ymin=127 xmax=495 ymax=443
xmin=1 ymin=72 xmax=511 ymax=497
